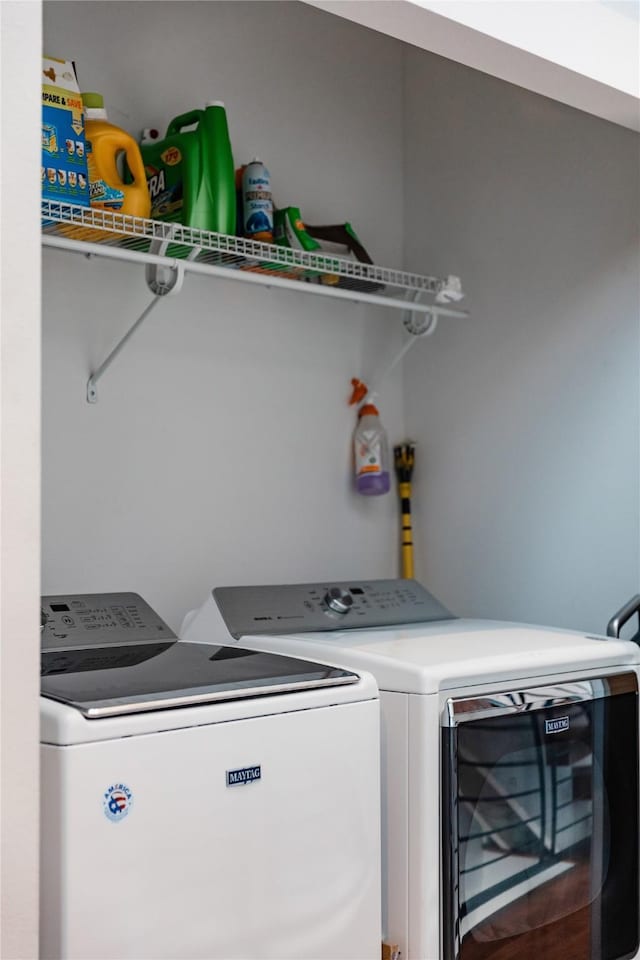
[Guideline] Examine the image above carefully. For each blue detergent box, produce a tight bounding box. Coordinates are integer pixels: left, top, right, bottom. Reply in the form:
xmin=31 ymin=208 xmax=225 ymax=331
xmin=42 ymin=57 xmax=90 ymax=208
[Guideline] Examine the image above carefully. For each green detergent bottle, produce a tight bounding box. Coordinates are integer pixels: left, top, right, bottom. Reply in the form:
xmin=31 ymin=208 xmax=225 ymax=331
xmin=140 ymin=101 xmax=235 ymax=236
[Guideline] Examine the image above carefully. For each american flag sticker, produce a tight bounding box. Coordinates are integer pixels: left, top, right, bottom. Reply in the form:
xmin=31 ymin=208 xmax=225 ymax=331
xmin=103 ymin=783 xmax=133 ymax=822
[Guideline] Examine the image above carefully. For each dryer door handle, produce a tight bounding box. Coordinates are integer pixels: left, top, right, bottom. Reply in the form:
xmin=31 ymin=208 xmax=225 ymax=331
xmin=607 ymin=594 xmax=640 ymax=639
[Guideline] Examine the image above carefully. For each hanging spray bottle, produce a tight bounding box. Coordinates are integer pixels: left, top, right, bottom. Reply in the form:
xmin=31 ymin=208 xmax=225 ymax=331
xmin=349 ymin=379 xmax=391 ymax=496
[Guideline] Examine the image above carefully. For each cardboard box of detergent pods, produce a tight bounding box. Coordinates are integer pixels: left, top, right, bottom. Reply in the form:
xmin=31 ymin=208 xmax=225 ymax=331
xmin=42 ymin=56 xmax=90 ymax=208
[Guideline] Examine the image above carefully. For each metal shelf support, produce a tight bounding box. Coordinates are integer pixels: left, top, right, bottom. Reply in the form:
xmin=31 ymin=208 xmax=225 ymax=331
xmin=86 ymin=261 xmax=184 ymax=403
xmin=87 ymin=296 xmax=163 ymax=404
xmin=40 ymin=200 xmax=470 ymax=403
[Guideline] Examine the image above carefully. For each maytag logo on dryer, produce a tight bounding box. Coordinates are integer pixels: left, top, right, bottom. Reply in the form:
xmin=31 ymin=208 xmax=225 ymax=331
xmin=545 ymin=716 xmax=569 ymax=735
xmin=226 ymin=765 xmax=261 ymax=787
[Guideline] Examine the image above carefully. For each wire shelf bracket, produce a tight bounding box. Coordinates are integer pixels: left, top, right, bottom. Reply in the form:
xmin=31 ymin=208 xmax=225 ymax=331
xmin=87 ymin=293 xmax=161 ymax=403
xmin=41 ymin=201 xmax=469 ymax=402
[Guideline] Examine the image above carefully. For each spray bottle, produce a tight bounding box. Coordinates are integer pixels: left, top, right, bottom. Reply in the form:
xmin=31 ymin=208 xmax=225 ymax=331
xmin=350 ymin=379 xmax=391 ymax=496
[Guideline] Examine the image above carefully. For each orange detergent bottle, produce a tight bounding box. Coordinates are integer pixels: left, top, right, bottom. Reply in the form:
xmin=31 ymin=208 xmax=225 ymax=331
xmin=81 ymin=92 xmax=150 ymax=218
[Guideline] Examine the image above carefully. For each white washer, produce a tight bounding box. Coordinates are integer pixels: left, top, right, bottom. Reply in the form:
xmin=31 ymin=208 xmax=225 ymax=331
xmin=40 ymin=592 xmax=381 ymax=960
xmin=183 ymin=580 xmax=640 ymax=960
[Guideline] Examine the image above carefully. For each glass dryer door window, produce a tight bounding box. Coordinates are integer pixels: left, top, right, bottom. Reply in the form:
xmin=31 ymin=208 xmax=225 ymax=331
xmin=442 ymin=674 xmax=639 ymax=960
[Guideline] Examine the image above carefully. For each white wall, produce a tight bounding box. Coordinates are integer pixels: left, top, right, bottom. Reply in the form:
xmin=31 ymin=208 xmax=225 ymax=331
xmin=42 ymin=1 xmax=407 ymax=630
xmin=402 ymin=49 xmax=640 ymax=633
xmin=1 ymin=2 xmax=41 ymax=957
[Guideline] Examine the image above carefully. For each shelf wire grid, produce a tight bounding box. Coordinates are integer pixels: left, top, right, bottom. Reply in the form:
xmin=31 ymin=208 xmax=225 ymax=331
xmin=41 ymin=200 xmax=447 ymax=302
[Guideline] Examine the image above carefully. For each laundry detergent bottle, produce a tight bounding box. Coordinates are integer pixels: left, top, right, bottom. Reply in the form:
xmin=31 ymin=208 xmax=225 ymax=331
xmin=354 ymin=402 xmax=391 ymax=495
xmin=81 ymin=92 xmax=150 ymax=218
xmin=139 ymin=101 xmax=235 ymax=234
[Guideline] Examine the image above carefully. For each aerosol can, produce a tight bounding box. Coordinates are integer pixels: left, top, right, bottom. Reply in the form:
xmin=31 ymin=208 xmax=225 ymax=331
xmin=241 ymin=157 xmax=273 ymax=242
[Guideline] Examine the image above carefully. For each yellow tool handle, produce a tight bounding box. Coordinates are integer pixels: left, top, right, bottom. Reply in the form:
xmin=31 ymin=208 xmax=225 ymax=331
xmin=398 ymin=481 xmax=414 ymax=579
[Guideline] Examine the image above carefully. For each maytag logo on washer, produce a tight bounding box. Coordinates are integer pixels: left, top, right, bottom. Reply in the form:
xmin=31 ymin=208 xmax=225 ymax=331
xmin=103 ymin=783 xmax=133 ymax=822
xmin=545 ymin=716 xmax=569 ymax=735
xmin=226 ymin=765 xmax=261 ymax=787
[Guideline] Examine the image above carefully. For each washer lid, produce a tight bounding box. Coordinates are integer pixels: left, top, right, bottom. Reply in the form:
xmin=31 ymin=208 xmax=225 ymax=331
xmin=40 ymin=640 xmax=358 ymax=718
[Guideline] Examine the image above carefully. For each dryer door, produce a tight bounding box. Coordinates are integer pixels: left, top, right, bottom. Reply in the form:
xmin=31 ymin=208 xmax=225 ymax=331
xmin=442 ymin=673 xmax=639 ymax=960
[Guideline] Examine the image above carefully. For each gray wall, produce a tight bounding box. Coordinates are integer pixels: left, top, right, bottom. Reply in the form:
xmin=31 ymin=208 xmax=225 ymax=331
xmin=42 ymin=1 xmax=406 ymax=629
xmin=403 ymin=49 xmax=640 ymax=633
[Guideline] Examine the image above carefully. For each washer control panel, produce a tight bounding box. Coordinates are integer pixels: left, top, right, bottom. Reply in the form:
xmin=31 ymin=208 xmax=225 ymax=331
xmin=214 ymin=579 xmax=454 ymax=638
xmin=41 ymin=592 xmax=176 ymax=650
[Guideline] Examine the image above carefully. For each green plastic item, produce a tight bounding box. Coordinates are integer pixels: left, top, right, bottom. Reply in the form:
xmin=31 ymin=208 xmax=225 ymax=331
xmin=140 ymin=101 xmax=235 ymax=236
xmin=272 ymin=207 xmax=325 ymax=278
xmin=274 ymin=207 xmax=321 ymax=253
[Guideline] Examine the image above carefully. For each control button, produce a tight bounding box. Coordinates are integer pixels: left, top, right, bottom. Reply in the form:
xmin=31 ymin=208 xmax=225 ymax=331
xmin=323 ymin=587 xmax=354 ymax=616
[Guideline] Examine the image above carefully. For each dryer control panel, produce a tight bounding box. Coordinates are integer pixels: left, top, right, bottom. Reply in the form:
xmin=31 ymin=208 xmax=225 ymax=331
xmin=214 ymin=579 xmax=454 ymax=638
xmin=41 ymin=592 xmax=176 ymax=650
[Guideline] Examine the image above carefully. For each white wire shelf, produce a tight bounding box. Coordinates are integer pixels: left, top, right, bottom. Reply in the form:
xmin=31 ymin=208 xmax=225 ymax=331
xmin=41 ymin=199 xmax=468 ymax=402
xmin=41 ymin=200 xmax=467 ymax=317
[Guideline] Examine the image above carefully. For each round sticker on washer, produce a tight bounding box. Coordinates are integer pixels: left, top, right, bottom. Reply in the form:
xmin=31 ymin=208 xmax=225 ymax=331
xmin=103 ymin=783 xmax=133 ymax=822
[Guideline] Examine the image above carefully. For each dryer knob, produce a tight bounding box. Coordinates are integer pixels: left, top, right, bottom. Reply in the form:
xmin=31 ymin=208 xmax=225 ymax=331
xmin=324 ymin=587 xmax=354 ymax=615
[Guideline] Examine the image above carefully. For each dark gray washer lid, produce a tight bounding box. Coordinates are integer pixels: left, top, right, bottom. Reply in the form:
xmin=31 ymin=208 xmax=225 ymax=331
xmin=41 ymin=640 xmax=358 ymax=718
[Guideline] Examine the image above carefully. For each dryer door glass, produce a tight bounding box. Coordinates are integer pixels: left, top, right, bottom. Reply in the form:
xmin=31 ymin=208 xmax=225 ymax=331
xmin=442 ymin=673 xmax=638 ymax=960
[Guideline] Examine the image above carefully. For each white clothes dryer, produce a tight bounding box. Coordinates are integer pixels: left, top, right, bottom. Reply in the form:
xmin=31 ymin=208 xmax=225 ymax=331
xmin=182 ymin=579 xmax=640 ymax=960
xmin=40 ymin=592 xmax=381 ymax=960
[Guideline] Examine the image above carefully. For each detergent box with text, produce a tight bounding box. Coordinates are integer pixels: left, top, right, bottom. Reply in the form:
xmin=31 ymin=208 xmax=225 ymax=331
xmin=42 ymin=57 xmax=90 ymax=208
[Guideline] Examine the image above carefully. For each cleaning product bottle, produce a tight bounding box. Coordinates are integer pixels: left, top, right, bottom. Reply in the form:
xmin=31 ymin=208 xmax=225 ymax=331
xmin=353 ymin=401 xmax=391 ymax=496
xmin=242 ymin=158 xmax=273 ymax=242
xmin=81 ymin=92 xmax=150 ymax=218
xmin=273 ymin=207 xmax=321 ymax=253
xmin=139 ymin=101 xmax=235 ymax=234
xmin=140 ymin=127 xmax=160 ymax=146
